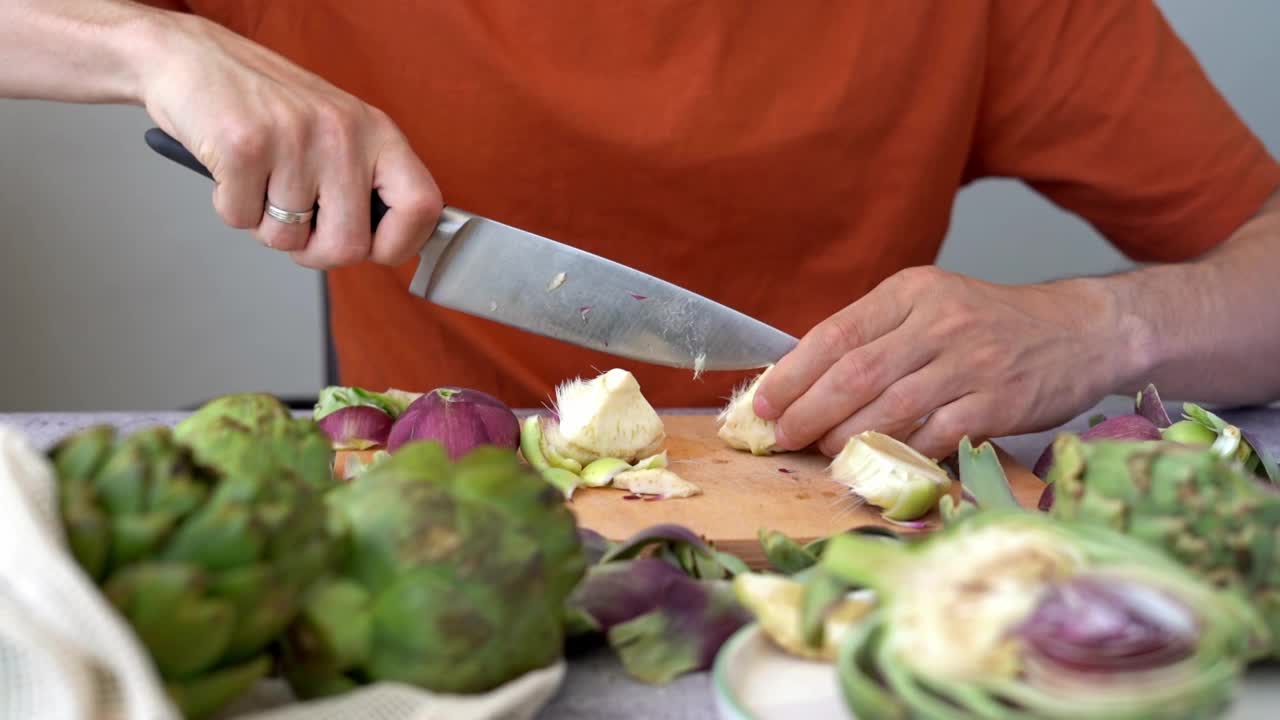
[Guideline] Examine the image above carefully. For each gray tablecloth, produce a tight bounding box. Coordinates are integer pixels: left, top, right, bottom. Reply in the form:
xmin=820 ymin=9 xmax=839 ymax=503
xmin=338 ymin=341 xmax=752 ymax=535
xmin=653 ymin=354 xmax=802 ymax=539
xmin=3 ymin=395 xmax=1278 ymax=719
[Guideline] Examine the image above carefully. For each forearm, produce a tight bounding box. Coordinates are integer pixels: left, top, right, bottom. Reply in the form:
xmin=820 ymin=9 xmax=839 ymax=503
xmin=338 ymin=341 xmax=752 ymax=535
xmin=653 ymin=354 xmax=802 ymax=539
xmin=0 ymin=1 xmax=167 ymax=104
xmin=1099 ymin=189 xmax=1280 ymax=405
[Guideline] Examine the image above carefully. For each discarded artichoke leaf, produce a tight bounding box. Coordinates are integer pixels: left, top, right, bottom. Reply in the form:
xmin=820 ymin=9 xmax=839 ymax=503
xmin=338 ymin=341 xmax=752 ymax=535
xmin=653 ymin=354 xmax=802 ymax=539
xmin=758 ymin=528 xmax=819 ymax=575
xmin=519 ymin=415 xmax=551 ymax=471
xmin=542 ymin=466 xmax=582 ymax=499
xmin=538 ymin=421 xmax=587 ymax=472
xmin=1135 ymin=383 xmax=1174 ymax=428
xmin=613 ymin=468 xmax=701 ymax=499
xmin=597 ymin=523 xmax=736 ymax=580
xmin=956 ymin=436 xmax=1020 ymax=512
xmin=1179 ymin=403 xmax=1278 ymax=482
xmin=632 ymin=451 xmax=669 ymax=470
xmin=733 ymin=572 xmax=874 ymax=661
xmin=581 ymin=457 xmax=632 ymax=487
xmin=607 ymin=578 xmax=751 ymax=684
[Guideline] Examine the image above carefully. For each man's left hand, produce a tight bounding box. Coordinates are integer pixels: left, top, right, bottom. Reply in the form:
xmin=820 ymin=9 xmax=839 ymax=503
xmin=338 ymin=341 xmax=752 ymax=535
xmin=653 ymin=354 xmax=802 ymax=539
xmin=752 ymin=265 xmax=1139 ymax=459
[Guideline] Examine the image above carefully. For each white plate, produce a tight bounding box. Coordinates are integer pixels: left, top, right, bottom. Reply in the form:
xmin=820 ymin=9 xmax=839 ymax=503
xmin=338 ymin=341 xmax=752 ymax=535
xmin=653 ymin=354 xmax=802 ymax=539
xmin=712 ymin=622 xmax=1280 ymax=720
xmin=712 ymin=623 xmax=855 ymax=720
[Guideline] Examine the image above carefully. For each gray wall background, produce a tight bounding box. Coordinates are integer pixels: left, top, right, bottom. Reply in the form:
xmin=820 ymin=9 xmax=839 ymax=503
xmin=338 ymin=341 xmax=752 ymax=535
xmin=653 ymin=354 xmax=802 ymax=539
xmin=1 ymin=0 xmax=1276 ymax=411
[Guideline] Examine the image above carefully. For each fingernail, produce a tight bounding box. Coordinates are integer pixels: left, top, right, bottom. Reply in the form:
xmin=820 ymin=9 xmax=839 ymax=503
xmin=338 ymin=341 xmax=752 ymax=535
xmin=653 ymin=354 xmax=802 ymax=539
xmin=754 ymin=394 xmax=775 ymax=419
xmin=773 ymin=424 xmax=792 ymax=449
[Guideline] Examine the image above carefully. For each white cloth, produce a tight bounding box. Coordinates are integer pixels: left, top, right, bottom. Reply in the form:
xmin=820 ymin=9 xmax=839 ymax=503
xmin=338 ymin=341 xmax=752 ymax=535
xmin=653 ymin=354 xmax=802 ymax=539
xmin=0 ymin=425 xmax=562 ymax=720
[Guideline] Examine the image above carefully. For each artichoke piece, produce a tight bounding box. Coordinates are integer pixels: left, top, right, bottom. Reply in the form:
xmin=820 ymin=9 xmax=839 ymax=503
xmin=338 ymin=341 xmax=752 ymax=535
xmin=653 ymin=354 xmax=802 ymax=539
xmin=545 ymin=368 xmax=666 ymax=465
xmin=47 ymin=415 xmax=339 ymax=720
xmin=1047 ymin=433 xmax=1280 ymax=658
xmin=280 ymin=441 xmax=587 ymax=697
xmin=821 ymin=509 xmax=1267 ymax=719
xmin=715 ymin=366 xmax=785 ymax=456
xmin=829 ymin=431 xmax=951 ymax=521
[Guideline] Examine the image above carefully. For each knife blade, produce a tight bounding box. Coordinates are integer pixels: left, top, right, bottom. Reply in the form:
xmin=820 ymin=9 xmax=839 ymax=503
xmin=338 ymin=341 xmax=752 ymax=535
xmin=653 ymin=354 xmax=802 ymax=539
xmin=144 ymin=128 xmax=798 ymax=370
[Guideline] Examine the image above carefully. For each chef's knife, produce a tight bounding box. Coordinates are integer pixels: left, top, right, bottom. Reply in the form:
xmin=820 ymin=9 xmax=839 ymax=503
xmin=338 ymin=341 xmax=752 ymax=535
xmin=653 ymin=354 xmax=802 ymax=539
xmin=144 ymin=128 xmax=798 ymax=370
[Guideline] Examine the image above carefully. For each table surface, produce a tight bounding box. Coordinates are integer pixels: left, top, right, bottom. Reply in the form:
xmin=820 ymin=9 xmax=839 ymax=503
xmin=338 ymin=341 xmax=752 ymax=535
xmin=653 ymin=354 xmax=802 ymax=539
xmin=3 ymin=395 xmax=1278 ymax=720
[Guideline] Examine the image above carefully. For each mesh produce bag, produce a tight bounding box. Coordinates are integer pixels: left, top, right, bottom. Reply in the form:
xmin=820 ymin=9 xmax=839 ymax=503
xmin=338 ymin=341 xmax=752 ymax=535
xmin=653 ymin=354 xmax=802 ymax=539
xmin=0 ymin=425 xmax=563 ymax=720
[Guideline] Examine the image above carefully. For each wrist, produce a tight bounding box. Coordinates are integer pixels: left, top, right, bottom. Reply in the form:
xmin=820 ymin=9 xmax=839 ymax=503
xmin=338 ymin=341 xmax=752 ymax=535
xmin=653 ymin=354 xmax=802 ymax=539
xmin=1062 ymin=274 xmax=1165 ymax=396
xmin=109 ymin=7 xmax=172 ymax=105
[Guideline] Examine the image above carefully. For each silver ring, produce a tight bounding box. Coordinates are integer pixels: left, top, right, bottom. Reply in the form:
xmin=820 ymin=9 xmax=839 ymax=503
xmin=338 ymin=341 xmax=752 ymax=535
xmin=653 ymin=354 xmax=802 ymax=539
xmin=265 ymin=202 xmax=315 ymax=225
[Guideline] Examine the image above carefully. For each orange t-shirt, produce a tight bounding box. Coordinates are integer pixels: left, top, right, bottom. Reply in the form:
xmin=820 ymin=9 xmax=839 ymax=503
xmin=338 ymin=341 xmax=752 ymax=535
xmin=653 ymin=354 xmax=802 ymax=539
xmin=154 ymin=1 xmax=1280 ymax=407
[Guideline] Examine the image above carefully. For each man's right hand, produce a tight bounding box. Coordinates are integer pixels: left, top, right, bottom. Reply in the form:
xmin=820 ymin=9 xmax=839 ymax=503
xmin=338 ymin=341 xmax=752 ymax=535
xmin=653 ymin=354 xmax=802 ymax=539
xmin=135 ymin=12 xmax=442 ymax=269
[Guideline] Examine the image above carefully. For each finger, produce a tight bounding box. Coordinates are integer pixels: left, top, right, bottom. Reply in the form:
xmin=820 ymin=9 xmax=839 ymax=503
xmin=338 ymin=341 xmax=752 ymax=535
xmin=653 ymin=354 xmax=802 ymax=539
xmin=210 ymin=163 xmax=270 ymax=231
xmin=904 ymin=394 xmax=987 ymax=460
xmin=754 ymin=277 xmax=913 ymax=421
xmin=813 ymin=362 xmax=965 ymax=457
xmin=290 ymin=150 xmax=371 ymax=270
xmin=772 ymin=326 xmax=936 ymax=451
xmin=256 ymin=164 xmax=318 ymax=253
xmin=367 ymin=140 xmax=442 ymax=266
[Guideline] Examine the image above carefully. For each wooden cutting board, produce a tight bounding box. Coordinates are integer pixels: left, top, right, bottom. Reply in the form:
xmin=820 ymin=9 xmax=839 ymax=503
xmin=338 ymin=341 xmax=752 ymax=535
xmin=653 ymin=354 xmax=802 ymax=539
xmin=335 ymin=413 xmax=1046 ymax=569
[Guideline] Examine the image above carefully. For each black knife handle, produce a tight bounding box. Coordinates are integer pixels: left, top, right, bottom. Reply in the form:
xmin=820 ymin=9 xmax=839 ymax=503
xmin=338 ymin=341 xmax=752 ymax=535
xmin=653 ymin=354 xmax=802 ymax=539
xmin=143 ymin=127 xmax=390 ymax=232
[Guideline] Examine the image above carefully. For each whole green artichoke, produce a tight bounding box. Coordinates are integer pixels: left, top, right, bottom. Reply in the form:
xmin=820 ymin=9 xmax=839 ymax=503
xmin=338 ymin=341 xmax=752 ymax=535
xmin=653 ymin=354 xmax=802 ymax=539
xmin=279 ymin=440 xmax=587 ymax=697
xmin=174 ymin=392 xmax=335 ymax=492
xmin=818 ymin=509 xmax=1268 ymax=720
xmin=1046 ymin=433 xmax=1280 ymax=658
xmin=50 ymin=419 xmax=339 ymax=719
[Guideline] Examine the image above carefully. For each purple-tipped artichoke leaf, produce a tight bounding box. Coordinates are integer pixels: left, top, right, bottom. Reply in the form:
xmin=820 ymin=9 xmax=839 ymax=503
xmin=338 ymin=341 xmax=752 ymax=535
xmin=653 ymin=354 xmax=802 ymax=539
xmin=1240 ymin=427 xmax=1280 ymax=484
xmin=599 ymin=523 xmax=714 ymax=564
xmin=759 ymin=528 xmax=819 ymax=574
xmin=715 ymin=551 xmax=751 ymax=577
xmin=1182 ymin=403 xmax=1228 ymax=433
xmin=606 ymin=578 xmax=751 ymax=684
xmin=578 ymin=527 xmax=614 ymax=565
xmin=1134 ymin=384 xmax=1173 ymax=428
xmin=567 ymin=558 xmax=688 ymax=632
xmin=1037 ymin=482 xmax=1055 ymax=511
xmin=817 ymin=532 xmax=909 ymax=597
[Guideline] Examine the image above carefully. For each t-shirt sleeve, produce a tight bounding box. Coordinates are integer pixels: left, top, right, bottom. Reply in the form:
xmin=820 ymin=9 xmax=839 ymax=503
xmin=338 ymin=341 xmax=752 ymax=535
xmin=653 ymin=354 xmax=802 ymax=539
xmin=971 ymin=0 xmax=1280 ymax=262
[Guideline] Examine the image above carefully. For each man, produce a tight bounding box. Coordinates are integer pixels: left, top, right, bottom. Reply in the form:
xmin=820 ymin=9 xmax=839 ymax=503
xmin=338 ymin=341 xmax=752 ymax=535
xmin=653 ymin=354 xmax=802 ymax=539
xmin=5 ymin=1 xmax=1279 ymax=459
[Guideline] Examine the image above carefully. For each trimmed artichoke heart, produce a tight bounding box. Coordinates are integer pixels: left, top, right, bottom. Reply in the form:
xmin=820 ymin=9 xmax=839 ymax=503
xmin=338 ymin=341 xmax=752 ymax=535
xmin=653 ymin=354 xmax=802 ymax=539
xmin=888 ymin=524 xmax=1083 ymax=681
xmin=716 ymin=366 xmax=783 ymax=455
xmin=829 ymin=431 xmax=951 ymax=520
xmin=547 ymin=368 xmax=665 ymax=464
